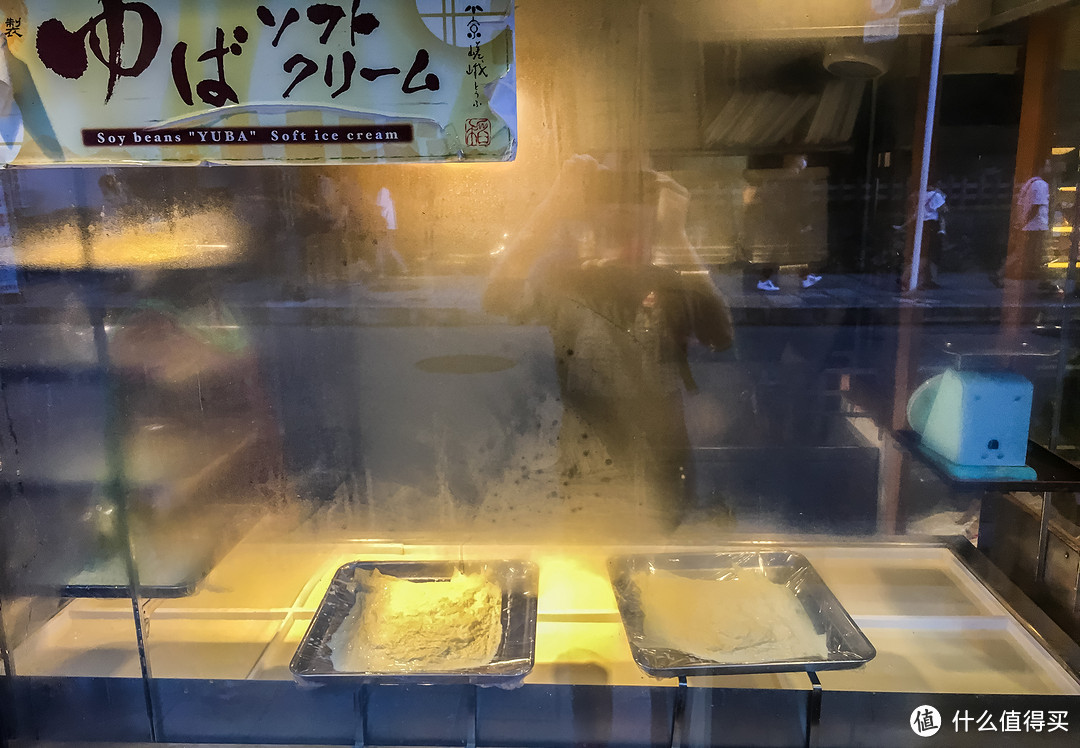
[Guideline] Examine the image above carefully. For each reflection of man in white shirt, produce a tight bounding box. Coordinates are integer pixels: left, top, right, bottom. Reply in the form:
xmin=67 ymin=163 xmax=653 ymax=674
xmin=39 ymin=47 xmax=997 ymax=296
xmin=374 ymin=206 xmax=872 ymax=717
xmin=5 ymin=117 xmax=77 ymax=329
xmin=376 ymin=186 xmax=397 ymax=231
xmin=1000 ymin=162 xmax=1052 ymax=284
xmin=373 ymin=187 xmax=407 ymax=277
xmin=1017 ymin=174 xmax=1050 ymax=232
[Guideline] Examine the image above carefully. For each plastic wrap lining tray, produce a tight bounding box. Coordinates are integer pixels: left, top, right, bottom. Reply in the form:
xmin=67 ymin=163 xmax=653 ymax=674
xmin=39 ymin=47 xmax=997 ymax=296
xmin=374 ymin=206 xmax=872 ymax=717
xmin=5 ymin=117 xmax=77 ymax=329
xmin=291 ymin=559 xmax=539 ymax=685
xmin=609 ymin=551 xmax=876 ymax=677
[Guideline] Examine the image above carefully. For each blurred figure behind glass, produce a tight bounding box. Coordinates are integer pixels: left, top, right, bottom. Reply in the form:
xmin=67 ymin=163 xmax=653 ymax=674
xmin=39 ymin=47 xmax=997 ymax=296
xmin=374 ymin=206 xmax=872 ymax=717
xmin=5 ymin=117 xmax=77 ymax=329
xmin=485 ymin=155 xmax=734 ymax=530
xmin=373 ymin=186 xmax=407 ymax=278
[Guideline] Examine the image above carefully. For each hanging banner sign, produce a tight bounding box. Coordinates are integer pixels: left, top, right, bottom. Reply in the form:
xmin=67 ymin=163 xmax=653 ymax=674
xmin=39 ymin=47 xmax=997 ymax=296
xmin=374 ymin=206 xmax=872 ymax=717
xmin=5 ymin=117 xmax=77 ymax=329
xmin=0 ymin=0 xmax=516 ymax=164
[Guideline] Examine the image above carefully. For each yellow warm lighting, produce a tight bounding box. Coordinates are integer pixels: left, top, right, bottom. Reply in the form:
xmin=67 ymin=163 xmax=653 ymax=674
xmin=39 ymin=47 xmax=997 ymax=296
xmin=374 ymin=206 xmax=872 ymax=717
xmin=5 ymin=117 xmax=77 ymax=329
xmin=532 ymin=622 xmax=627 ymax=671
xmin=1052 ymin=147 xmax=1075 ymax=155
xmin=536 ymin=555 xmax=620 ymax=620
xmin=13 ymin=210 xmax=243 ymax=269
xmin=1059 ymin=186 xmax=1077 ymax=192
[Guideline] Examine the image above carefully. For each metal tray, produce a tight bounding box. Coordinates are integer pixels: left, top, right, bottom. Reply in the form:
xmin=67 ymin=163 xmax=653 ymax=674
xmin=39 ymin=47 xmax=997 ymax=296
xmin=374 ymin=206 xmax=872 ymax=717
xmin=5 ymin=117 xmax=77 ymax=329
xmin=17 ymin=497 xmax=258 ymax=599
xmin=609 ymin=551 xmax=875 ymax=677
xmin=291 ymin=559 xmax=539 ymax=685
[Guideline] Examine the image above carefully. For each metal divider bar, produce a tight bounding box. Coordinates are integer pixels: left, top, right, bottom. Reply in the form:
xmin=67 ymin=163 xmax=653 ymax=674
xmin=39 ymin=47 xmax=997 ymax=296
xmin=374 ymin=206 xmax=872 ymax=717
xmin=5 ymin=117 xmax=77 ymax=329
xmin=465 ymin=683 xmax=478 ymax=748
xmin=805 ymin=670 xmax=823 ymax=748
xmin=354 ymin=684 xmax=368 ymax=748
xmin=669 ymin=676 xmax=689 ymax=748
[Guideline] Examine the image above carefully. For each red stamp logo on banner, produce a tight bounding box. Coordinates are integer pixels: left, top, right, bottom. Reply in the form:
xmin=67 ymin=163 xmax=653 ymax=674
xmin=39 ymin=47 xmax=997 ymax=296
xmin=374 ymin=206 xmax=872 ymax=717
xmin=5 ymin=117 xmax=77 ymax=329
xmin=465 ymin=118 xmax=491 ymax=147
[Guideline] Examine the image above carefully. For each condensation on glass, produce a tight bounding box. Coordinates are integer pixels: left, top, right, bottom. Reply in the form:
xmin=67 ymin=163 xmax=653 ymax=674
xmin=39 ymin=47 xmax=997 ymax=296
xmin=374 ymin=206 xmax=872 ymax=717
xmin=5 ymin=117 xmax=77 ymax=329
xmin=1 ymin=1 xmax=1080 ymax=746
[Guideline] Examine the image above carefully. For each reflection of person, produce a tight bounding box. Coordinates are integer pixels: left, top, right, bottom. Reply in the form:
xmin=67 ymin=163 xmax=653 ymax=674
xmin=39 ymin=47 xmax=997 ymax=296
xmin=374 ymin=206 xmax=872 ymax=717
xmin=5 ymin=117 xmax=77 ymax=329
xmin=373 ymin=186 xmax=407 ymax=277
xmin=902 ymin=183 xmax=946 ymax=290
xmin=922 ymin=183 xmax=947 ymax=288
xmin=316 ymin=174 xmax=351 ymax=235
xmin=749 ymin=155 xmax=823 ymax=291
xmin=484 ymin=155 xmax=734 ymax=529
xmin=996 ymin=163 xmax=1053 ymax=291
xmin=306 ymin=172 xmax=367 ymax=282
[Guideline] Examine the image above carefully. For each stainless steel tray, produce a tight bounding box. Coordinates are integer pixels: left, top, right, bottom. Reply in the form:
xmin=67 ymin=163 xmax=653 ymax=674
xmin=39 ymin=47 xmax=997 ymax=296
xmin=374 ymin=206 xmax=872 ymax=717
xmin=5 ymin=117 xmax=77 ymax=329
xmin=291 ymin=559 xmax=539 ymax=685
xmin=17 ymin=497 xmax=258 ymax=599
xmin=609 ymin=551 xmax=875 ymax=677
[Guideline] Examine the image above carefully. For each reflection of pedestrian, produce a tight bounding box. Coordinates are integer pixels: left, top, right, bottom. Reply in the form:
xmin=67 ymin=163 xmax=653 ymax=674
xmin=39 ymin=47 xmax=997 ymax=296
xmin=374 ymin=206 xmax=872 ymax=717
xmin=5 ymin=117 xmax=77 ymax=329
xmin=996 ymin=163 xmax=1053 ymax=290
xmin=756 ymin=265 xmax=821 ymax=291
xmin=316 ymin=174 xmax=350 ymax=234
xmin=902 ymin=183 xmax=946 ymax=290
xmin=749 ymin=155 xmax=824 ymax=291
xmin=374 ymin=186 xmax=407 ymax=277
xmin=922 ymin=183 xmax=947 ymax=288
xmin=306 ymin=173 xmax=368 ymax=282
xmin=485 ymin=155 xmax=734 ymax=530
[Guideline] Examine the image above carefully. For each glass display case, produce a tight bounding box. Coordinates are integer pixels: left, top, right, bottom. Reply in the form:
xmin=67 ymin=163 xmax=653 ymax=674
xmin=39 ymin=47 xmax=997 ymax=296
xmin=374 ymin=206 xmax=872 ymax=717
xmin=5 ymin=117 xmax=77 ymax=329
xmin=2 ymin=1 xmax=1080 ymax=746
